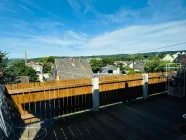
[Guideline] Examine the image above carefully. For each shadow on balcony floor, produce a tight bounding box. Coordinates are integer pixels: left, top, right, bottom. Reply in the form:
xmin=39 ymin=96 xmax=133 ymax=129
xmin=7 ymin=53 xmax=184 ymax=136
xmin=29 ymin=94 xmax=186 ymax=140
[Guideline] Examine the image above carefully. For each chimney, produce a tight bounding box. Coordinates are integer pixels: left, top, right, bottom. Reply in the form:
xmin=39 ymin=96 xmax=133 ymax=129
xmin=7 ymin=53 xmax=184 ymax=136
xmin=56 ymin=76 xmax=60 ymax=81
xmin=25 ymin=51 xmax=27 ymax=66
xmin=72 ymin=57 xmax=75 ymax=64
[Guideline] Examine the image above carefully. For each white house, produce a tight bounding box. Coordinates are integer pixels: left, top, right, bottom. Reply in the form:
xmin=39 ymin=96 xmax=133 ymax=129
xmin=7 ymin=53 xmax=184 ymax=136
xmin=127 ymin=61 xmax=137 ymax=69
xmin=27 ymin=61 xmax=43 ymax=74
xmin=27 ymin=61 xmax=43 ymax=82
xmin=100 ymin=65 xmax=120 ymax=75
xmin=162 ymin=54 xmax=174 ymax=62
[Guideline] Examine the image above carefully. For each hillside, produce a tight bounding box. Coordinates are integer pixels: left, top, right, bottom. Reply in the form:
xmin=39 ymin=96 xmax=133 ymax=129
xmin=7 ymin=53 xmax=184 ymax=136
xmin=8 ymin=50 xmax=186 ymax=63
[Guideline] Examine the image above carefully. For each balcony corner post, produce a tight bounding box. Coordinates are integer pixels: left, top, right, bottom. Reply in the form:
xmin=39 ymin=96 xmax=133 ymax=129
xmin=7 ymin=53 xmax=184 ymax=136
xmin=142 ymin=73 xmax=148 ymax=99
xmin=92 ymin=77 xmax=99 ymax=111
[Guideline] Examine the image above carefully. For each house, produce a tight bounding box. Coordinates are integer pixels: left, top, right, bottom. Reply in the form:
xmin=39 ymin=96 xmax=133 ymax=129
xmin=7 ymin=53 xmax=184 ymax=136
xmin=172 ymin=52 xmax=181 ymax=59
xmin=16 ymin=76 xmax=29 ymax=83
xmin=27 ymin=61 xmax=43 ymax=82
xmin=99 ymin=65 xmax=120 ymax=75
xmin=38 ymin=73 xmax=54 ymax=82
xmin=114 ymin=61 xmax=127 ymax=66
xmin=53 ymin=58 xmax=93 ymax=80
xmin=124 ymin=61 xmax=135 ymax=69
xmin=162 ymin=54 xmax=174 ymax=62
xmin=27 ymin=61 xmax=43 ymax=74
xmin=133 ymin=61 xmax=145 ymax=72
xmin=124 ymin=61 xmax=145 ymax=72
xmin=174 ymin=55 xmax=186 ymax=64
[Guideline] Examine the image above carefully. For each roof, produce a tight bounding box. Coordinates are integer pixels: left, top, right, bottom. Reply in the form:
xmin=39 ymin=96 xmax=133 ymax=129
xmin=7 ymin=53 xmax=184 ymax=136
xmin=54 ymin=58 xmax=93 ymax=80
xmin=27 ymin=61 xmax=42 ymax=67
xmin=174 ymin=55 xmax=186 ymax=64
xmin=133 ymin=61 xmax=145 ymax=71
xmin=28 ymin=61 xmax=37 ymax=65
xmin=100 ymin=65 xmax=117 ymax=73
xmin=16 ymin=76 xmax=29 ymax=83
xmin=124 ymin=61 xmax=133 ymax=65
xmin=162 ymin=54 xmax=174 ymax=62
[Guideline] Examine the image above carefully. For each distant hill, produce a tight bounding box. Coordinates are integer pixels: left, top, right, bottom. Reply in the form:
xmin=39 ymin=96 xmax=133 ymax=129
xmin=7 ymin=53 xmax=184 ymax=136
xmin=8 ymin=50 xmax=186 ymax=62
xmin=8 ymin=58 xmax=24 ymax=64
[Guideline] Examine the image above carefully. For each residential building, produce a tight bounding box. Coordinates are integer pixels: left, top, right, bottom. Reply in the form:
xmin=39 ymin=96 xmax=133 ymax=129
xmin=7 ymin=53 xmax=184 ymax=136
xmin=27 ymin=61 xmax=43 ymax=75
xmin=124 ymin=61 xmax=135 ymax=69
xmin=174 ymin=55 xmax=186 ymax=64
xmin=53 ymin=58 xmax=93 ymax=80
xmin=172 ymin=52 xmax=181 ymax=59
xmin=133 ymin=61 xmax=145 ymax=72
xmin=27 ymin=61 xmax=43 ymax=82
xmin=114 ymin=61 xmax=127 ymax=66
xmin=124 ymin=61 xmax=145 ymax=72
xmin=16 ymin=76 xmax=29 ymax=83
xmin=99 ymin=65 xmax=120 ymax=75
xmin=162 ymin=54 xmax=174 ymax=62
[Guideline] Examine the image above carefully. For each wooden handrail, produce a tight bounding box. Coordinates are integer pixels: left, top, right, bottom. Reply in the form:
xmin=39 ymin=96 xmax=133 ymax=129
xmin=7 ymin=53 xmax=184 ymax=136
xmin=8 ymin=83 xmax=92 ymax=94
xmin=99 ymin=77 xmax=143 ymax=85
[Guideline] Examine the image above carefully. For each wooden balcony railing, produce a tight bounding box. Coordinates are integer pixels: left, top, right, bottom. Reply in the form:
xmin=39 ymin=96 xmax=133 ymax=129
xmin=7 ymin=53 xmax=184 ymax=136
xmin=6 ymin=73 xmax=167 ymax=124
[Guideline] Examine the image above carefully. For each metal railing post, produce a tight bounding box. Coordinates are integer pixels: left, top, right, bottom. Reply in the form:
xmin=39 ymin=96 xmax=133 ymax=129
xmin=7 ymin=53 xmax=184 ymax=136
xmin=92 ymin=77 xmax=99 ymax=111
xmin=142 ymin=74 xmax=148 ymax=99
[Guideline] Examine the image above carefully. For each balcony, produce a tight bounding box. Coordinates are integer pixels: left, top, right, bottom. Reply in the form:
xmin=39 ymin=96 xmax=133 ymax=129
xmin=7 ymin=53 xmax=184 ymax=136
xmin=1 ymin=73 xmax=186 ymax=140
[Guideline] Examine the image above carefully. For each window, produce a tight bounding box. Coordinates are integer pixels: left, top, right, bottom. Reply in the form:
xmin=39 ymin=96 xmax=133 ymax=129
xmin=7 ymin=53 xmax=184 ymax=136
xmin=108 ymin=70 xmax=113 ymax=73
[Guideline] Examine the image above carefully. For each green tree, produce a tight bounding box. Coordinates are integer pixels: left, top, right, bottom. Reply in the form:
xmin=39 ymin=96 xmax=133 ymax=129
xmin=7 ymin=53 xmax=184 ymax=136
xmin=89 ymin=59 xmax=103 ymax=73
xmin=40 ymin=56 xmax=55 ymax=73
xmin=116 ymin=63 xmax=125 ymax=71
xmin=8 ymin=61 xmax=38 ymax=82
xmin=138 ymin=56 xmax=145 ymax=61
xmin=40 ymin=56 xmax=55 ymax=64
xmin=122 ymin=65 xmax=136 ymax=75
xmin=102 ymin=58 xmax=114 ymax=66
xmin=144 ymin=56 xmax=167 ymax=73
xmin=0 ymin=51 xmax=16 ymax=84
xmin=128 ymin=70 xmax=136 ymax=75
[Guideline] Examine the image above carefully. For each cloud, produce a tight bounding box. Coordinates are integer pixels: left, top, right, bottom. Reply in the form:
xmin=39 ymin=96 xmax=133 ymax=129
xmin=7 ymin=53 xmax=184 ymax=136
xmin=1 ymin=0 xmax=186 ymax=58
xmin=19 ymin=4 xmax=33 ymax=14
xmin=84 ymin=6 xmax=94 ymax=14
xmin=67 ymin=0 xmax=81 ymax=11
xmin=103 ymin=9 xmax=139 ymax=23
xmin=67 ymin=0 xmax=95 ymax=15
xmin=81 ymin=20 xmax=186 ymax=54
xmin=0 ymin=18 xmax=88 ymax=58
xmin=0 ymin=1 xmax=17 ymax=13
xmin=1 ymin=19 xmax=186 ymax=58
xmin=19 ymin=0 xmax=62 ymax=19
xmin=147 ymin=0 xmax=186 ymax=21
xmin=99 ymin=0 xmax=186 ymax=25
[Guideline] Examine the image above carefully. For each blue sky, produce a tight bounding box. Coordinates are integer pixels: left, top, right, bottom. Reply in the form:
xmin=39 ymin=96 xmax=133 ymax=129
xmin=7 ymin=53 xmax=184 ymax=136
xmin=0 ymin=0 xmax=186 ymax=58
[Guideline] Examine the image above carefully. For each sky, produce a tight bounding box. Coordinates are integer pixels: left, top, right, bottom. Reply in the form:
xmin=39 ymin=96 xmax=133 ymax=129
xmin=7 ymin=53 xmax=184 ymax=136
xmin=0 ymin=0 xmax=186 ymax=58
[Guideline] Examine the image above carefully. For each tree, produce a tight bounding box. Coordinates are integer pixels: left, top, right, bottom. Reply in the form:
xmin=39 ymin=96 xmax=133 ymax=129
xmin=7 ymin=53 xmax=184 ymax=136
xmin=0 ymin=51 xmax=15 ymax=84
xmin=102 ymin=58 xmax=114 ymax=66
xmin=116 ymin=63 xmax=125 ymax=71
xmin=128 ymin=70 xmax=136 ymax=75
xmin=40 ymin=56 xmax=55 ymax=64
xmin=40 ymin=56 xmax=55 ymax=73
xmin=144 ymin=56 xmax=167 ymax=73
xmin=89 ymin=59 xmax=103 ymax=73
xmin=8 ymin=61 xmax=38 ymax=82
xmin=122 ymin=65 xmax=136 ymax=75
